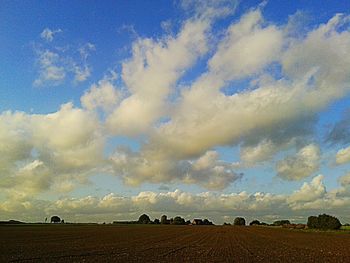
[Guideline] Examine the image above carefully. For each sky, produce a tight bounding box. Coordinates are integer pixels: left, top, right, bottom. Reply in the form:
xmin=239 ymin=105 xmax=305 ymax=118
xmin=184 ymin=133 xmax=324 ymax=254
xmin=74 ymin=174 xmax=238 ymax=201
xmin=1 ymin=0 xmax=350 ymax=224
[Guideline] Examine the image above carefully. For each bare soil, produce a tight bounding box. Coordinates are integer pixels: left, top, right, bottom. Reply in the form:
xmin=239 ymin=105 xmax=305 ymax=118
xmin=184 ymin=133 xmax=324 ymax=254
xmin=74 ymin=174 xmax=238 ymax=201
xmin=1 ymin=224 xmax=350 ymax=262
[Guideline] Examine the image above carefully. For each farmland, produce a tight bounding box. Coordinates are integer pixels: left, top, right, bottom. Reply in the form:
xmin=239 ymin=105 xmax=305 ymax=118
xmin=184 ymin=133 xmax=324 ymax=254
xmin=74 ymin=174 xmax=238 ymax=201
xmin=1 ymin=224 xmax=350 ymax=262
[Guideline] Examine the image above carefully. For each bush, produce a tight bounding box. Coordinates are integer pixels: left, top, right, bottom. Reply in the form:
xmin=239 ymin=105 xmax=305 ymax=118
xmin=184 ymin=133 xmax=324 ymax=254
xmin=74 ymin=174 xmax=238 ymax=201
xmin=138 ymin=214 xmax=151 ymax=224
xmin=234 ymin=217 xmax=246 ymax=226
xmin=273 ymin=220 xmax=290 ymax=226
xmin=154 ymin=218 xmax=160 ymax=224
xmin=249 ymin=220 xmax=260 ymax=226
xmin=173 ymin=216 xmax=185 ymax=225
xmin=307 ymin=214 xmax=341 ymax=230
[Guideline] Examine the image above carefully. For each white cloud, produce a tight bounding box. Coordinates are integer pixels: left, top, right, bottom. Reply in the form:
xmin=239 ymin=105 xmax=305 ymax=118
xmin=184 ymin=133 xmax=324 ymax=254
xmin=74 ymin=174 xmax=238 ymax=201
xmin=287 ymin=175 xmax=326 ymax=205
xmin=40 ymin=28 xmax=62 ymax=42
xmin=336 ymin=146 xmax=350 ymax=165
xmin=110 ymin=149 xmax=241 ymax=190
xmin=81 ymin=78 xmax=120 ymax=112
xmin=2 ymin=175 xmax=350 ymax=224
xmin=34 ymin=32 xmax=95 ymax=86
xmin=33 ymin=50 xmax=66 ymax=86
xmin=207 ymin=8 xmax=283 ymax=81
xmin=0 ymin=103 xmax=105 ymax=197
xmin=106 ymin=17 xmax=210 ymax=136
xmin=240 ymin=139 xmax=280 ymax=165
xmin=276 ymin=144 xmax=320 ymax=181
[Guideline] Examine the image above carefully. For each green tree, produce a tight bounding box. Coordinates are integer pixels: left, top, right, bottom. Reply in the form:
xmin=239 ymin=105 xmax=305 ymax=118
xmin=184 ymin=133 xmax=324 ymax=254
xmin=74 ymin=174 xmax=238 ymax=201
xmin=307 ymin=214 xmax=341 ymax=230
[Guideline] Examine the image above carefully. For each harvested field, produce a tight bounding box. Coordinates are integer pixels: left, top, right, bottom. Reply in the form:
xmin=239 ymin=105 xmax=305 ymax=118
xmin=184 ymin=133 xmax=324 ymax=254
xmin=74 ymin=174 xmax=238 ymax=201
xmin=1 ymin=224 xmax=350 ymax=262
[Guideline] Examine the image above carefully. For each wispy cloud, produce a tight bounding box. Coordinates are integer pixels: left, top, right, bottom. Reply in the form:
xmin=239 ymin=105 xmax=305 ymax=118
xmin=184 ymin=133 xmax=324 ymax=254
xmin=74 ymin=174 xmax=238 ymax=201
xmin=40 ymin=28 xmax=62 ymax=42
xmin=34 ymin=30 xmax=95 ymax=86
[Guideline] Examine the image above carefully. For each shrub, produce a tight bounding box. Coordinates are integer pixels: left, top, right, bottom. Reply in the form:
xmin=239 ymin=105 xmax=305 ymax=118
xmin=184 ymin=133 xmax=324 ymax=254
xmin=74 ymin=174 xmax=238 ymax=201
xmin=273 ymin=220 xmax=290 ymax=226
xmin=249 ymin=220 xmax=260 ymax=226
xmin=307 ymin=214 xmax=341 ymax=230
xmin=154 ymin=219 xmax=160 ymax=224
xmin=138 ymin=214 xmax=151 ymax=224
xmin=234 ymin=217 xmax=246 ymax=226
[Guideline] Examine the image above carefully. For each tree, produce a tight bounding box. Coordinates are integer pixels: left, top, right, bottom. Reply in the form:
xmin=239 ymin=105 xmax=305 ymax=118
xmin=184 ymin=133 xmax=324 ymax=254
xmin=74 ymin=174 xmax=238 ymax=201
xmin=154 ymin=218 xmax=160 ymax=224
xmin=173 ymin=216 xmax=185 ymax=225
xmin=161 ymin=215 xmax=168 ymax=224
xmin=307 ymin=214 xmax=341 ymax=230
xmin=50 ymin=216 xmax=61 ymax=223
xmin=138 ymin=214 xmax=151 ymax=224
xmin=307 ymin=216 xmax=318 ymax=229
xmin=203 ymin=219 xmax=213 ymax=225
xmin=273 ymin=220 xmax=290 ymax=226
xmin=249 ymin=220 xmax=260 ymax=226
xmin=233 ymin=217 xmax=246 ymax=226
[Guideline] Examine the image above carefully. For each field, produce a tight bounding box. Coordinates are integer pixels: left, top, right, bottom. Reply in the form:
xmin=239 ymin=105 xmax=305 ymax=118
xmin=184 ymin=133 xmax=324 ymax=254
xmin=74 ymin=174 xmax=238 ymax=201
xmin=1 ymin=224 xmax=350 ymax=262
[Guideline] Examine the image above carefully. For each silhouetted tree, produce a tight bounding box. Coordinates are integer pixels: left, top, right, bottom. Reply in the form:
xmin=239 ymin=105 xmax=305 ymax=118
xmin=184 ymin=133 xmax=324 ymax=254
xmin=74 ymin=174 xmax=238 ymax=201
xmin=173 ymin=216 xmax=185 ymax=225
xmin=307 ymin=214 xmax=341 ymax=230
xmin=50 ymin=216 xmax=61 ymax=223
xmin=154 ymin=218 xmax=160 ymax=224
xmin=249 ymin=220 xmax=260 ymax=226
xmin=138 ymin=214 xmax=151 ymax=224
xmin=203 ymin=219 xmax=213 ymax=225
xmin=161 ymin=215 xmax=168 ymax=224
xmin=233 ymin=217 xmax=246 ymax=226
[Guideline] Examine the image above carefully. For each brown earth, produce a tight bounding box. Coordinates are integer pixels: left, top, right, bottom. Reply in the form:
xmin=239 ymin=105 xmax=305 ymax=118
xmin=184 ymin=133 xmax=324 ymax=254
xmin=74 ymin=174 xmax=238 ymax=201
xmin=1 ymin=224 xmax=350 ymax=262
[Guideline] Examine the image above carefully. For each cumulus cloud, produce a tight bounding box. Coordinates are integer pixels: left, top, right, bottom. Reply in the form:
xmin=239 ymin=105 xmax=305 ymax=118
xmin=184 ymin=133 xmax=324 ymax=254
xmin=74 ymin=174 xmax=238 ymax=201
xmin=287 ymin=175 xmax=326 ymax=206
xmin=2 ymin=175 xmax=350 ymax=223
xmin=276 ymin=144 xmax=320 ymax=181
xmin=335 ymin=146 xmax=350 ymax=165
xmin=106 ymin=17 xmax=210 ymax=136
xmin=110 ymin=148 xmax=241 ymax=190
xmin=152 ymin=12 xmax=350 ymax=162
xmin=81 ymin=78 xmax=120 ymax=112
xmin=101 ymin=10 xmax=350 ymax=189
xmin=0 ymin=103 xmax=105 ymax=197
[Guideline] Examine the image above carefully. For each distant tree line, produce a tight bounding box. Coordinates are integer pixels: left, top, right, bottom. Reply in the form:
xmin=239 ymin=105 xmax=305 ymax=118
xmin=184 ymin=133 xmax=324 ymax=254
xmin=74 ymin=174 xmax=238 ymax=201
xmin=113 ymin=214 xmax=213 ymax=225
xmin=45 ymin=213 xmax=343 ymax=231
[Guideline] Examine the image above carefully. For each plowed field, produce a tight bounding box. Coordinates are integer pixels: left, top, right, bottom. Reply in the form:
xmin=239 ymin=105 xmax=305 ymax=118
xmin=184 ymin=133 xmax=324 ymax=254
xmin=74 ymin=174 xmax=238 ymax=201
xmin=1 ymin=224 xmax=350 ymax=262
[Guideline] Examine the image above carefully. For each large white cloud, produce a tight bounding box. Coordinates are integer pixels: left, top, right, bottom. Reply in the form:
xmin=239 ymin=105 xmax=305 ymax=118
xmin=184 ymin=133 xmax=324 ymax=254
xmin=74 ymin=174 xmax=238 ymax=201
xmin=110 ymin=149 xmax=241 ymax=190
xmin=0 ymin=103 xmax=105 ymax=197
xmin=106 ymin=17 xmax=210 ymax=136
xmin=276 ymin=144 xmax=321 ymax=181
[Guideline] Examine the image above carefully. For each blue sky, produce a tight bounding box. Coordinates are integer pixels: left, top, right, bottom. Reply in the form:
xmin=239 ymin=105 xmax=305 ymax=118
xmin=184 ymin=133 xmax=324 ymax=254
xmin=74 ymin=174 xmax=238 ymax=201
xmin=1 ymin=0 xmax=350 ymax=224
